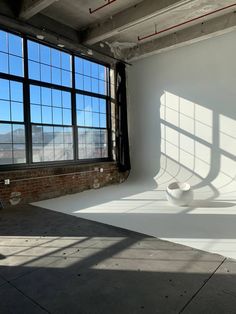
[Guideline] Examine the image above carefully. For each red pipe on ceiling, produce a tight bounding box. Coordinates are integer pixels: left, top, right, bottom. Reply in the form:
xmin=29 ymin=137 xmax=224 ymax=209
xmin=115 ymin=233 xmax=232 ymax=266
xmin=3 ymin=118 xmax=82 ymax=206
xmin=89 ymin=0 xmax=117 ymax=14
xmin=138 ymin=3 xmax=236 ymax=41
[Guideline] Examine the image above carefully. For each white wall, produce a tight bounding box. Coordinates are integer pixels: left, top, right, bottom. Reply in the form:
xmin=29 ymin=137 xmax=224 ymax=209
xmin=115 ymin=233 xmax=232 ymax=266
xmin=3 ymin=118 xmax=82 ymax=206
xmin=127 ymin=31 xmax=236 ymax=203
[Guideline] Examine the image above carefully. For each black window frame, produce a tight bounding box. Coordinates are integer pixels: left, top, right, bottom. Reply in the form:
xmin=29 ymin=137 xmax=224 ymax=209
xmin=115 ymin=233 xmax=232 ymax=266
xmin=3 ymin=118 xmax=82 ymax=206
xmin=0 ymin=27 xmax=112 ymax=170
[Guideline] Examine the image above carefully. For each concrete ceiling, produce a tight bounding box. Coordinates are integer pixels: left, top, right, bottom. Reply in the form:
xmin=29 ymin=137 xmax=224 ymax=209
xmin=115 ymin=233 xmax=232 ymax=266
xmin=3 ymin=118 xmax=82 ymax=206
xmin=1 ymin=0 xmax=236 ymax=62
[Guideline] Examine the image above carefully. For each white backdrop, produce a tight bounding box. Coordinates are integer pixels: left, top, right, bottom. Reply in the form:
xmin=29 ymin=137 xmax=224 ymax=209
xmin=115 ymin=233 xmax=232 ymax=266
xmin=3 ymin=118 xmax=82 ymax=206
xmin=34 ymin=30 xmax=236 ymax=259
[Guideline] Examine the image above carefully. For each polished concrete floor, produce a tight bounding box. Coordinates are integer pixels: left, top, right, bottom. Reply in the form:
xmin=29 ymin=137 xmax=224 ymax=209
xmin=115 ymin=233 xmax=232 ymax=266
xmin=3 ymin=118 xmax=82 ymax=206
xmin=0 ymin=205 xmax=236 ymax=314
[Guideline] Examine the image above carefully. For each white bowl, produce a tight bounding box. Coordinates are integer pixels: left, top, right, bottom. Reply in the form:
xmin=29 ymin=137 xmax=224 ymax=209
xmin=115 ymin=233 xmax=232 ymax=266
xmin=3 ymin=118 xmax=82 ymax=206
xmin=166 ymin=182 xmax=193 ymax=206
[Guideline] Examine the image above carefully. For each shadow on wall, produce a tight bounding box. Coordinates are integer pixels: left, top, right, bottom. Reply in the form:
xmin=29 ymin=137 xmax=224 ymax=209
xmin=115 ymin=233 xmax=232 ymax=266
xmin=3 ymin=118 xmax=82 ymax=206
xmin=156 ymin=90 xmax=236 ymax=207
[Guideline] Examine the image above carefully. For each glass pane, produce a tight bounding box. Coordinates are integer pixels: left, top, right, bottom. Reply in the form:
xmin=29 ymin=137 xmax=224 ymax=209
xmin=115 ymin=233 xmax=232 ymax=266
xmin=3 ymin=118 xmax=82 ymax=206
xmin=0 ymin=144 xmax=12 ymax=164
xmin=43 ymin=144 xmax=54 ymax=161
xmin=84 ymin=76 xmax=91 ymax=92
xmin=62 ymin=70 xmax=71 ymax=87
xmin=0 ymin=100 xmax=10 ymax=121
xmin=29 ymin=61 xmax=40 ymax=80
xmin=77 ymin=110 xmax=84 ymax=126
xmin=52 ymin=67 xmax=61 ymax=85
xmin=10 ymin=81 xmax=23 ymax=102
xmin=100 ymin=113 xmax=107 ymax=128
xmin=92 ymin=97 xmax=99 ymax=112
xmin=54 ymin=127 xmax=63 ymax=143
xmin=84 ymin=96 xmax=92 ymax=111
xmin=91 ymin=63 xmax=99 ymax=78
xmin=51 ymin=48 xmax=60 ymax=67
xmin=0 ymin=52 xmax=8 ymax=74
xmin=84 ymin=60 xmax=90 ymax=76
xmin=0 ymin=123 xmax=12 ymax=143
xmin=53 ymin=107 xmax=62 ymax=125
xmin=41 ymin=64 xmax=51 ymax=83
xmin=52 ymin=89 xmax=62 ymax=107
xmin=92 ymin=78 xmax=99 ymax=94
xmin=76 ymin=94 xmax=84 ymax=111
xmin=63 ymin=109 xmax=71 ymax=125
xmin=99 ymin=80 xmax=106 ymax=95
xmin=40 ymin=45 xmax=51 ymax=65
xmin=32 ymin=125 xmax=43 ymax=143
xmin=92 ymin=112 xmax=100 ymax=127
xmin=11 ymin=102 xmax=24 ymax=122
xmin=13 ymin=144 xmax=26 ymax=163
xmin=28 ymin=41 xmax=39 ymax=62
xmin=9 ymin=34 xmax=22 ymax=57
xmin=62 ymin=91 xmax=71 ymax=108
xmin=0 ymin=31 xmax=7 ymax=53
xmin=61 ymin=53 xmax=71 ymax=71
xmin=78 ymin=143 xmax=86 ymax=159
xmin=30 ymin=85 xmax=41 ymax=104
xmin=31 ymin=104 xmax=41 ymax=123
xmin=0 ymin=78 xmax=9 ymax=100
xmin=64 ymin=127 xmax=73 ymax=143
xmin=32 ymin=144 xmax=43 ymax=162
xmin=75 ymin=74 xmax=83 ymax=90
xmin=42 ymin=106 xmax=52 ymax=124
xmin=99 ymin=64 xmax=106 ymax=80
xmin=85 ymin=111 xmax=92 ymax=127
xmin=100 ymin=99 xmax=106 ymax=113
xmin=9 ymin=55 xmax=23 ymax=76
xmin=75 ymin=57 xmax=83 ymax=74
xmin=13 ymin=124 xmax=25 ymax=143
xmin=42 ymin=87 xmax=51 ymax=106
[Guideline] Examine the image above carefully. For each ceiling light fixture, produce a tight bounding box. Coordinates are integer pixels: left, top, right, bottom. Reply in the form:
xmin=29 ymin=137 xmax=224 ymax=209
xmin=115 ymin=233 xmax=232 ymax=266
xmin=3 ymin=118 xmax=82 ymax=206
xmin=36 ymin=34 xmax=45 ymax=40
xmin=57 ymin=43 xmax=65 ymax=48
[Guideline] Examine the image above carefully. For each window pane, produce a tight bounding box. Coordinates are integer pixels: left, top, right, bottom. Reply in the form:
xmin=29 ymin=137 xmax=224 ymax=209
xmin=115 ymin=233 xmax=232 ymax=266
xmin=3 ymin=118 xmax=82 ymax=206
xmin=11 ymin=102 xmax=24 ymax=122
xmin=61 ymin=53 xmax=71 ymax=71
xmin=40 ymin=45 xmax=50 ymax=65
xmin=51 ymin=48 xmax=60 ymax=67
xmin=30 ymin=85 xmax=41 ymax=104
xmin=42 ymin=106 xmax=52 ymax=124
xmin=0 ymin=78 xmax=9 ymax=100
xmin=52 ymin=89 xmax=62 ymax=107
xmin=53 ymin=107 xmax=62 ymax=125
xmin=28 ymin=40 xmax=72 ymax=87
xmin=31 ymin=104 xmax=41 ymax=123
xmin=0 ymin=31 xmax=23 ymax=77
xmin=0 ymin=52 xmax=8 ymax=73
xmin=0 ymin=31 xmax=7 ymax=53
xmin=0 ymin=123 xmax=26 ymax=165
xmin=41 ymin=64 xmax=51 ymax=83
xmin=9 ymin=34 xmax=22 ymax=57
xmin=28 ymin=41 xmax=39 ymax=62
xmin=0 ymin=100 xmax=10 ymax=121
xmin=11 ymin=81 xmax=23 ymax=102
xmin=0 ymin=79 xmax=24 ymax=123
xmin=9 ymin=55 xmax=23 ymax=76
xmin=29 ymin=61 xmax=40 ymax=80
xmin=42 ymin=87 xmax=51 ymax=106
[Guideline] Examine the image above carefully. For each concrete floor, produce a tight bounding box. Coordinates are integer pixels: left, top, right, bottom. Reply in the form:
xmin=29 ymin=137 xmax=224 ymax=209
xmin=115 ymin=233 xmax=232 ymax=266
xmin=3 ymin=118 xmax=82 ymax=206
xmin=0 ymin=205 xmax=236 ymax=314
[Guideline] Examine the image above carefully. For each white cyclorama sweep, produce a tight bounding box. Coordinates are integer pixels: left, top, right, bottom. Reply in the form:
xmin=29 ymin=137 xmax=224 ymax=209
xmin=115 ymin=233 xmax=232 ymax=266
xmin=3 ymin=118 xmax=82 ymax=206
xmin=33 ymin=29 xmax=236 ymax=260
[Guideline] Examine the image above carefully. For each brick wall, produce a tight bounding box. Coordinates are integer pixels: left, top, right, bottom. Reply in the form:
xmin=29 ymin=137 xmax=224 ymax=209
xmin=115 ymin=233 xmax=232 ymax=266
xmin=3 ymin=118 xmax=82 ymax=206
xmin=0 ymin=162 xmax=129 ymax=208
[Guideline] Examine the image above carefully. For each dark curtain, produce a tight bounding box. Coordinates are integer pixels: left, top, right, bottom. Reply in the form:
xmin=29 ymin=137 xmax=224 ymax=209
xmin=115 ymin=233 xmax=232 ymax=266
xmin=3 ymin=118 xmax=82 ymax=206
xmin=116 ymin=62 xmax=131 ymax=172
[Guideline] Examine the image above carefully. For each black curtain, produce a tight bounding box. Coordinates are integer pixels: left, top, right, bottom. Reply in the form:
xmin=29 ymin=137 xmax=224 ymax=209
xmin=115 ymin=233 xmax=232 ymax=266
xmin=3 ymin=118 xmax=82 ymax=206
xmin=116 ymin=62 xmax=131 ymax=172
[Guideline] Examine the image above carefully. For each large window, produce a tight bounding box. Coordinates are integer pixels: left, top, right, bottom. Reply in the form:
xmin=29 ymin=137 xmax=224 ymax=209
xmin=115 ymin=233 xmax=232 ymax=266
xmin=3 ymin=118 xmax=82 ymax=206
xmin=0 ymin=29 xmax=110 ymax=167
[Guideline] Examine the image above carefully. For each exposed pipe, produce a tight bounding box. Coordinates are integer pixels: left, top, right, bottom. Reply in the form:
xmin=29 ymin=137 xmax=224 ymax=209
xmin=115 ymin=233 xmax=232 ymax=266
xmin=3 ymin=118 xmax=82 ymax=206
xmin=138 ymin=3 xmax=236 ymax=41
xmin=89 ymin=0 xmax=117 ymax=14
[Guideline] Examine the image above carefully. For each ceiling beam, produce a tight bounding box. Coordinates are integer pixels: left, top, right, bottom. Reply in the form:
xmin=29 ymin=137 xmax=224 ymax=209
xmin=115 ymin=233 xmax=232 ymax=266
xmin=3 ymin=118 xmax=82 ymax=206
xmin=123 ymin=11 xmax=236 ymax=61
xmin=82 ymin=0 xmax=193 ymax=45
xmin=19 ymin=0 xmax=58 ymax=20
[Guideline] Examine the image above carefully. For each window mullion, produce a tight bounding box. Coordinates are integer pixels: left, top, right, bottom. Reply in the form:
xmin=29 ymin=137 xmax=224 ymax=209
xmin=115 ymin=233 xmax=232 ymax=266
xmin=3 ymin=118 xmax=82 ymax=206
xmin=23 ymin=35 xmax=32 ymax=164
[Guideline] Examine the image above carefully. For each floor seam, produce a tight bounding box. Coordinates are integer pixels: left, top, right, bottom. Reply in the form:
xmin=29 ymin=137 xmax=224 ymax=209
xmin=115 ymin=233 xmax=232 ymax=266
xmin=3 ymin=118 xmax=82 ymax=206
xmin=6 ymin=280 xmax=51 ymax=314
xmin=178 ymin=257 xmax=227 ymax=313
